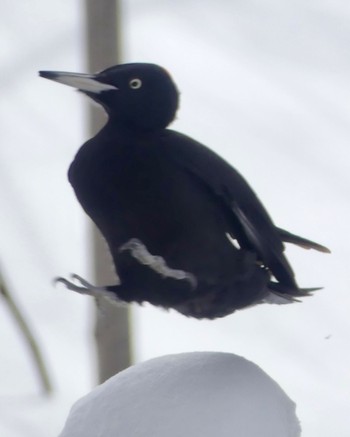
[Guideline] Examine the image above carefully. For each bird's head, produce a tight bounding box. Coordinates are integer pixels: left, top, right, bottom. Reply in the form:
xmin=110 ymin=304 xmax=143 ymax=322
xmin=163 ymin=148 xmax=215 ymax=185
xmin=39 ymin=63 xmax=179 ymax=131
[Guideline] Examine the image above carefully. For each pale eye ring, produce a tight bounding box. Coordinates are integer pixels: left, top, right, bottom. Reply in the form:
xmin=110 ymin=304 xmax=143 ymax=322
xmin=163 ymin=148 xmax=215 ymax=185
xmin=129 ymin=78 xmax=142 ymax=89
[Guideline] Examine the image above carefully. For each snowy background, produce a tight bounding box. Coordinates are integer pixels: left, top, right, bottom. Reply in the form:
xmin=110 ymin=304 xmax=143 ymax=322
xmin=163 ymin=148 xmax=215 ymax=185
xmin=0 ymin=0 xmax=349 ymax=436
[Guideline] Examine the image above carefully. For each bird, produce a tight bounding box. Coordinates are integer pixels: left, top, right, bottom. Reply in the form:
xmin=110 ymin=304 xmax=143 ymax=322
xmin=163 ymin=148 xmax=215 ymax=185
xmin=39 ymin=63 xmax=330 ymax=319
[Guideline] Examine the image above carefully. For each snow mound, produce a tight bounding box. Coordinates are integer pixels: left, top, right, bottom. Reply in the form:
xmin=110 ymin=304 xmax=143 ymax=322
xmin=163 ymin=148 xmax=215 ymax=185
xmin=58 ymin=352 xmax=301 ymax=437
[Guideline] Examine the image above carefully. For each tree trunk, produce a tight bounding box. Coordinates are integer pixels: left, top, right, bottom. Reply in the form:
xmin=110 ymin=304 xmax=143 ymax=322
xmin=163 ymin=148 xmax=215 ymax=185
xmin=85 ymin=0 xmax=132 ymax=384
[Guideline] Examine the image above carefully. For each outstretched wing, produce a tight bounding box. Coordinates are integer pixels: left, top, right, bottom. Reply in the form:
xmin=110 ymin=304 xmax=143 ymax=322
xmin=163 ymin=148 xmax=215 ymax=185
xmin=163 ymin=130 xmax=298 ymax=290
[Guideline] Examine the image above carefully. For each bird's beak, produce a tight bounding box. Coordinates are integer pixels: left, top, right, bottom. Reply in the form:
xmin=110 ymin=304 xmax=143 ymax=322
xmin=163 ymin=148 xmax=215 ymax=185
xmin=39 ymin=71 xmax=118 ymax=93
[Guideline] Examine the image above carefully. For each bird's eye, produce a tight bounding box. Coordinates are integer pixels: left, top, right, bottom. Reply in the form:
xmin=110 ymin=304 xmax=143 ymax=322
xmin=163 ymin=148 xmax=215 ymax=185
xmin=129 ymin=78 xmax=142 ymax=89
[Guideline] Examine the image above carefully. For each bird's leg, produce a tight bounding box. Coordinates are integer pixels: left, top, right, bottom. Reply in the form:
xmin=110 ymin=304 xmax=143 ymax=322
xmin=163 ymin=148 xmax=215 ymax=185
xmin=54 ymin=273 xmax=119 ymax=301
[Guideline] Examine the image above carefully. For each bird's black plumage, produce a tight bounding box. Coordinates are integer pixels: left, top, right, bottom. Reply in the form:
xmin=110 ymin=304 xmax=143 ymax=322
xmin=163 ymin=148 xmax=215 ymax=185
xmin=39 ymin=63 xmax=329 ymax=319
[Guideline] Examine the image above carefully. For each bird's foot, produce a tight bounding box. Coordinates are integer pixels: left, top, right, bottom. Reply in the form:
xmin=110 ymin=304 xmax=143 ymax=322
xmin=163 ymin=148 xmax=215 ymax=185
xmin=54 ymin=273 xmax=116 ymax=300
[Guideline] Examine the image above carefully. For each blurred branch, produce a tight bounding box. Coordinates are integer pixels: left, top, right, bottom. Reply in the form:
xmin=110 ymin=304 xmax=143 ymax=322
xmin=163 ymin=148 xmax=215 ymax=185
xmin=0 ymin=269 xmax=53 ymax=395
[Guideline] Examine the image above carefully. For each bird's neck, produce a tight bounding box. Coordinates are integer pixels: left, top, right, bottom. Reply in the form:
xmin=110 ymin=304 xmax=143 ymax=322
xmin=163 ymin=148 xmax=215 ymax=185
xmin=100 ymin=115 xmax=165 ymax=139
xmin=76 ymin=119 xmax=165 ymax=162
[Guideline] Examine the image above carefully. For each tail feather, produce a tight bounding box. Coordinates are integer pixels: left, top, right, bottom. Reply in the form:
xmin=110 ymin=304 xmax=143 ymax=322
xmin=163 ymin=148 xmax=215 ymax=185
xmin=277 ymin=227 xmax=331 ymax=253
xmin=268 ymin=280 xmax=322 ymax=301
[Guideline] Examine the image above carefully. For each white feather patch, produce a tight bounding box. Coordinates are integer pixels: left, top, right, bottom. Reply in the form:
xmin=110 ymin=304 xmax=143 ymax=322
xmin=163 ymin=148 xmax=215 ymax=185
xmin=119 ymin=238 xmax=197 ymax=289
xmin=262 ymin=292 xmax=296 ymax=305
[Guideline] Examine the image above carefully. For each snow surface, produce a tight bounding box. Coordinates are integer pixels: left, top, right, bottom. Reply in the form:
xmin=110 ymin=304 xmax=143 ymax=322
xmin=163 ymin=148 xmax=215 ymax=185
xmin=0 ymin=1 xmax=349 ymax=436
xmin=58 ymin=352 xmax=301 ymax=437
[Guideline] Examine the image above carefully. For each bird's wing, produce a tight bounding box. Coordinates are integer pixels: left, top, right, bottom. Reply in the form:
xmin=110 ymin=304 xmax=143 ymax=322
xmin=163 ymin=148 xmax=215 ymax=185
xmin=163 ymin=130 xmax=297 ymax=290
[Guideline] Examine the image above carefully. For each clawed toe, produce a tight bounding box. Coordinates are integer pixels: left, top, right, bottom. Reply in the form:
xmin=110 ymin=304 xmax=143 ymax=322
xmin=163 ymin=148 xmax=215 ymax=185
xmin=54 ymin=274 xmax=109 ymax=298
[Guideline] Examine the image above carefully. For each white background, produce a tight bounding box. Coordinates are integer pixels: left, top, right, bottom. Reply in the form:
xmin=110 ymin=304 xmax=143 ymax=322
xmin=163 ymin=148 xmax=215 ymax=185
xmin=0 ymin=1 xmax=349 ymax=436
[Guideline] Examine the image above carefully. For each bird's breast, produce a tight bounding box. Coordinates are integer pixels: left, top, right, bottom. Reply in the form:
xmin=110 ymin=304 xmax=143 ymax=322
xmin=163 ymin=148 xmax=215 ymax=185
xmin=69 ymin=140 xmax=188 ymax=233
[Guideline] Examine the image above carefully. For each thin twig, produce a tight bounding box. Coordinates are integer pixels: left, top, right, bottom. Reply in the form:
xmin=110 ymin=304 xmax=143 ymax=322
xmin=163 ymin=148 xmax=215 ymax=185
xmin=0 ymin=269 xmax=53 ymax=395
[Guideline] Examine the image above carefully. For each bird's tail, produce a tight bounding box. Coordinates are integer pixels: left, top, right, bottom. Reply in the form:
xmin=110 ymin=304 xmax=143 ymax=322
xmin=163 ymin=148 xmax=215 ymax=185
xmin=276 ymin=227 xmax=330 ymax=253
xmin=265 ymin=280 xmax=322 ymax=304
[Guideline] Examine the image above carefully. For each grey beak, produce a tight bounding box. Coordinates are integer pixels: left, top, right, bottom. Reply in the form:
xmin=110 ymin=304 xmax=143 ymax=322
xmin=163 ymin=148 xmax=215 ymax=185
xmin=39 ymin=71 xmax=118 ymax=93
